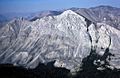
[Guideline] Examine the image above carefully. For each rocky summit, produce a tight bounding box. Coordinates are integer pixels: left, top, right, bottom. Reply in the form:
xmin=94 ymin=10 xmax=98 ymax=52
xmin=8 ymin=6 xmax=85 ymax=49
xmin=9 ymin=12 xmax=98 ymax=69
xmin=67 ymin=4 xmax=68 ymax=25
xmin=0 ymin=9 xmax=120 ymax=74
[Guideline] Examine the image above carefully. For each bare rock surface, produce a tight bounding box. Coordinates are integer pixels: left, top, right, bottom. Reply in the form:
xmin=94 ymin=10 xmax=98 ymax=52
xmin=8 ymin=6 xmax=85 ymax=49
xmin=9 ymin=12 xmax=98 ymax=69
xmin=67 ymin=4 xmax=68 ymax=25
xmin=0 ymin=10 xmax=120 ymax=73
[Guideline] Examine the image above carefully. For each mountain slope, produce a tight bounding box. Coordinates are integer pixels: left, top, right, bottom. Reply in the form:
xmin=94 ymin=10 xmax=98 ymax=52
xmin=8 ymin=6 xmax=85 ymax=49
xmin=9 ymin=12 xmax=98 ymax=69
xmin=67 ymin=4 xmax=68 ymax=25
xmin=90 ymin=5 xmax=120 ymax=29
xmin=0 ymin=10 xmax=120 ymax=74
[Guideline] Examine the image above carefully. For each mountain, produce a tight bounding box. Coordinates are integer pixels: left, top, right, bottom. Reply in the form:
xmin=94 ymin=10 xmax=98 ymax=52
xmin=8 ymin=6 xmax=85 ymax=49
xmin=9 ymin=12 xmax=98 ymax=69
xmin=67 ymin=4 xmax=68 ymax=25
xmin=69 ymin=7 xmax=99 ymax=22
xmin=1 ymin=5 xmax=120 ymax=30
xmin=90 ymin=5 xmax=120 ymax=29
xmin=28 ymin=6 xmax=120 ymax=30
xmin=29 ymin=10 xmax=62 ymax=21
xmin=69 ymin=6 xmax=120 ymax=30
xmin=0 ymin=9 xmax=120 ymax=74
xmin=0 ymin=15 xmax=8 ymax=22
xmin=0 ymin=15 xmax=10 ymax=28
xmin=0 ymin=12 xmax=31 ymax=24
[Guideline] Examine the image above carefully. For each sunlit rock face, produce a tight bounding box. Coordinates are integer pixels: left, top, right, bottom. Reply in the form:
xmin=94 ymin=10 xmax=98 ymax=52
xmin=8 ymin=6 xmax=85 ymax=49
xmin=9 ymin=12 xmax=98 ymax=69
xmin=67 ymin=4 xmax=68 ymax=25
xmin=0 ymin=10 xmax=120 ymax=73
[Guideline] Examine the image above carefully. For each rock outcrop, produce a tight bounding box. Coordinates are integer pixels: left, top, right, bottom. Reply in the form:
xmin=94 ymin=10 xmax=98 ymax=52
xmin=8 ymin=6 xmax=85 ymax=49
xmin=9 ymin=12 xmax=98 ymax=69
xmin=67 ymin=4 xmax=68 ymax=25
xmin=0 ymin=10 xmax=120 ymax=73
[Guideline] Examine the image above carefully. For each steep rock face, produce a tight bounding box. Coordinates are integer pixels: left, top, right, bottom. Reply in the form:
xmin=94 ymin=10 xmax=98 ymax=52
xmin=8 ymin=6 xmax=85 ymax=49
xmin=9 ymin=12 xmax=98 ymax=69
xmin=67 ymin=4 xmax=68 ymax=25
xmin=0 ymin=10 xmax=120 ymax=73
xmin=0 ymin=10 xmax=91 ymax=73
xmin=98 ymin=23 xmax=120 ymax=69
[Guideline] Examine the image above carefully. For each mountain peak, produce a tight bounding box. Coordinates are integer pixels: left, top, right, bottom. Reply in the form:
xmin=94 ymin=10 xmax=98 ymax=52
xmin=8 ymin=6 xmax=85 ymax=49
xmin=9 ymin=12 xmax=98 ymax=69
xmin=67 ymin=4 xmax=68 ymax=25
xmin=61 ymin=10 xmax=78 ymax=16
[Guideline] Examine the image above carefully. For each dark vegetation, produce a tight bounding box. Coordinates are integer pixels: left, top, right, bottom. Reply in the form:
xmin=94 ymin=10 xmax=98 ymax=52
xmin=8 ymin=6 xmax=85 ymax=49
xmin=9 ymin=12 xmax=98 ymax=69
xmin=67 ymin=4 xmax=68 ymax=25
xmin=0 ymin=62 xmax=70 ymax=78
xmin=0 ymin=49 xmax=120 ymax=78
xmin=74 ymin=48 xmax=120 ymax=78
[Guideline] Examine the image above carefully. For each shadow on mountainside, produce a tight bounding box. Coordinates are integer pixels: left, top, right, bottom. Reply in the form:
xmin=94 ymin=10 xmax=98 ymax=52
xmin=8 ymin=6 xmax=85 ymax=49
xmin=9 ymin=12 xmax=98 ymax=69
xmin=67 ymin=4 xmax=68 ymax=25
xmin=74 ymin=48 xmax=120 ymax=78
xmin=0 ymin=49 xmax=120 ymax=78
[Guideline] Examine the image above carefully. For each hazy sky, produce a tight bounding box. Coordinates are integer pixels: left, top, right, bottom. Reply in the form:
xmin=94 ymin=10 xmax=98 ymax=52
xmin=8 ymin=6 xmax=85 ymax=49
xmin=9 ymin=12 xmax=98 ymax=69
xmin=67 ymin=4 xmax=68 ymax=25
xmin=0 ymin=0 xmax=120 ymax=14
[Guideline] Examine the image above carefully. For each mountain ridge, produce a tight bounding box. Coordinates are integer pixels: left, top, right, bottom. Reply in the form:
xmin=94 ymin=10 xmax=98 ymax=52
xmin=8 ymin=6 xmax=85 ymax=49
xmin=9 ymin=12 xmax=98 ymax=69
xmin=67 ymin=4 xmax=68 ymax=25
xmin=0 ymin=10 xmax=120 ymax=74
